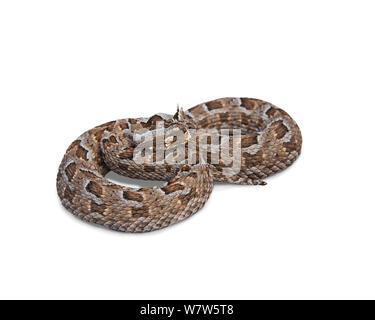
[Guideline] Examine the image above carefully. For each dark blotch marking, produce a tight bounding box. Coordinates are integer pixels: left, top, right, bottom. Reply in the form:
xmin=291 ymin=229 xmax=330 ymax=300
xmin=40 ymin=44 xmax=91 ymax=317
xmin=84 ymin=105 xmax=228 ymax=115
xmin=205 ymin=100 xmax=223 ymax=110
xmin=266 ymin=107 xmax=278 ymax=118
xmin=119 ymin=122 xmax=129 ymax=130
xmin=90 ymin=200 xmax=106 ymax=215
xmin=66 ymin=140 xmax=81 ymax=153
xmin=65 ymin=162 xmax=77 ymax=182
xmin=240 ymin=98 xmax=258 ymax=110
xmin=241 ymin=133 xmax=258 ymax=148
xmin=93 ymin=129 xmax=105 ymax=142
xmin=272 ymin=120 xmax=289 ymax=139
xmin=162 ymin=183 xmax=185 ymax=195
xmin=86 ymin=181 xmax=103 ymax=198
xmin=109 ymin=135 xmax=117 ymax=143
xmin=76 ymin=145 xmax=88 ymax=160
xmin=131 ymin=207 xmax=147 ymax=218
xmin=146 ymin=114 xmax=164 ymax=128
xmin=283 ymin=138 xmax=301 ymax=154
xmin=119 ymin=148 xmax=134 ymax=159
xmin=123 ymin=191 xmax=144 ymax=202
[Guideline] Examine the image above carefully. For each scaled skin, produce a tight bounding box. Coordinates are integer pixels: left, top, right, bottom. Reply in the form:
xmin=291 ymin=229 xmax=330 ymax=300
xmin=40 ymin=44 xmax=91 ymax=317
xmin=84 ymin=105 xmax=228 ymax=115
xmin=56 ymin=97 xmax=302 ymax=232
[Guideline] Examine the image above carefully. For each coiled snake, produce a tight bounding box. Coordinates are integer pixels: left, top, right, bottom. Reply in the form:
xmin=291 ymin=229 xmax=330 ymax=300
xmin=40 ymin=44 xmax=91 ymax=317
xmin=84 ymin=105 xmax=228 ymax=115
xmin=57 ymin=97 xmax=302 ymax=232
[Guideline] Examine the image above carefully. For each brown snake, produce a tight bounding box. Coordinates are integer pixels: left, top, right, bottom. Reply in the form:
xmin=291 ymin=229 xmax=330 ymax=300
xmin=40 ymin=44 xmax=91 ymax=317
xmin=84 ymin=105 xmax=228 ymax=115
xmin=56 ymin=97 xmax=302 ymax=232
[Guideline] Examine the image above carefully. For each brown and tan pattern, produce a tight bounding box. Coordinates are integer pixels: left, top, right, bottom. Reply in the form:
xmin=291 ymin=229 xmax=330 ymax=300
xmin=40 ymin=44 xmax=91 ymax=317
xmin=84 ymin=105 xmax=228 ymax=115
xmin=57 ymin=97 xmax=302 ymax=232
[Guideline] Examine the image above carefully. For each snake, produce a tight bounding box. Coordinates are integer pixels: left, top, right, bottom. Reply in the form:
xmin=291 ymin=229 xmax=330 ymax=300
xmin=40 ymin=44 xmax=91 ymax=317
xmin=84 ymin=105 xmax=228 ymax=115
xmin=56 ymin=97 xmax=302 ymax=232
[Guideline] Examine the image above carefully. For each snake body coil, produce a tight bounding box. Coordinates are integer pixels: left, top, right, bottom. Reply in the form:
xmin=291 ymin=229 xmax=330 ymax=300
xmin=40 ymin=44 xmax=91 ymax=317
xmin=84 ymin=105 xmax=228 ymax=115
xmin=57 ymin=97 xmax=302 ymax=232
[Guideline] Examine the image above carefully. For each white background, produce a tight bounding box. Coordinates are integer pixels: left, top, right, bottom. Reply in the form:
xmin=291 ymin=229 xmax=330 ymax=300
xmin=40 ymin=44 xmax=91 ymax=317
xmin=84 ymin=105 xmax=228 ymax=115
xmin=1 ymin=1 xmax=374 ymax=300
